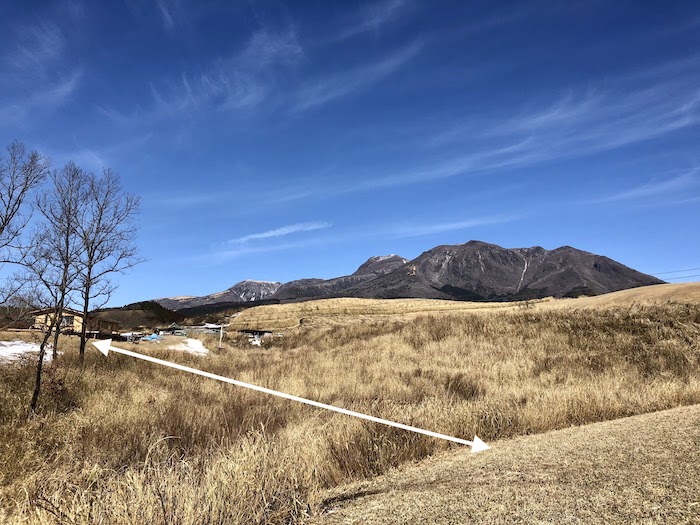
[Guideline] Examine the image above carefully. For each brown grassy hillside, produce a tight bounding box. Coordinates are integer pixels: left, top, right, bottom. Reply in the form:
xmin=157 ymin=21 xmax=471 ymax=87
xmin=228 ymin=282 xmax=700 ymax=332
xmin=314 ymin=404 xmax=700 ymax=524
xmin=1 ymin=293 xmax=699 ymax=523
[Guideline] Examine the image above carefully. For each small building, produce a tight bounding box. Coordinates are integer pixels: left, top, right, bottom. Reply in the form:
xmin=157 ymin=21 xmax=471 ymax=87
xmin=237 ymin=329 xmax=273 ymax=347
xmin=158 ymin=322 xmax=186 ymax=336
xmin=31 ymin=308 xmax=121 ymax=335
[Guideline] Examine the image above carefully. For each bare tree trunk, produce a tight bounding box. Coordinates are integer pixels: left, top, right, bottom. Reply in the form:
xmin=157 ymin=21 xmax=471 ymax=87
xmin=51 ymin=307 xmax=62 ymax=360
xmin=79 ymin=275 xmax=91 ymax=365
xmin=30 ymin=319 xmax=56 ymax=413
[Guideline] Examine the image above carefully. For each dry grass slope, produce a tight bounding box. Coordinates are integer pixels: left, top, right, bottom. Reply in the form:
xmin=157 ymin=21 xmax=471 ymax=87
xmin=0 ymin=287 xmax=698 ymax=524
xmin=229 ymin=283 xmax=700 ymax=332
xmin=228 ymin=296 xmax=545 ymax=331
xmin=315 ymin=404 xmax=700 ymax=524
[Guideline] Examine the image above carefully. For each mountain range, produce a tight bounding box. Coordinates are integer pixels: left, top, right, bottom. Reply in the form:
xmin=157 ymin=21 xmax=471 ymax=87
xmin=154 ymin=241 xmax=663 ymax=311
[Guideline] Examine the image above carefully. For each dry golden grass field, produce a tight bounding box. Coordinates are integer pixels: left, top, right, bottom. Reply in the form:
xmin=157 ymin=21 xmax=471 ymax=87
xmin=229 ymin=282 xmax=700 ymax=332
xmin=314 ymin=404 xmax=700 ymax=524
xmin=1 ymin=282 xmax=699 ymax=524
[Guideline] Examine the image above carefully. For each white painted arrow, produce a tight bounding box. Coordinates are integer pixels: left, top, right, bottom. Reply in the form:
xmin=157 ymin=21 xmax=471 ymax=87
xmin=93 ymin=339 xmax=490 ymax=452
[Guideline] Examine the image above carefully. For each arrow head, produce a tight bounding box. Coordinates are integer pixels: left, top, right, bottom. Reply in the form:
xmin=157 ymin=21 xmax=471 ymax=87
xmin=92 ymin=339 xmax=112 ymax=357
xmin=471 ymin=435 xmax=490 ymax=453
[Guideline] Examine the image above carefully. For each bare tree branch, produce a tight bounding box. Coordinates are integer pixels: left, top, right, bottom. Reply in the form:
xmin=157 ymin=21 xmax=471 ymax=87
xmin=0 ymin=140 xmax=50 ymax=264
xmin=76 ymin=168 xmax=143 ymax=362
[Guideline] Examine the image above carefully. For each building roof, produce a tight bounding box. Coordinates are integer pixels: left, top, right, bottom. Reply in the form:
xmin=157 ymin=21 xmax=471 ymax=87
xmin=30 ymin=307 xmax=83 ymax=316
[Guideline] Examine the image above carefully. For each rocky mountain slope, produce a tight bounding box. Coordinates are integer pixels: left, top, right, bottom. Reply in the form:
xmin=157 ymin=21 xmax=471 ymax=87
xmin=155 ymin=280 xmax=281 ymax=311
xmin=154 ymin=242 xmax=663 ymax=310
xmin=342 ymin=241 xmax=663 ymax=301
xmin=272 ymin=255 xmax=408 ymax=301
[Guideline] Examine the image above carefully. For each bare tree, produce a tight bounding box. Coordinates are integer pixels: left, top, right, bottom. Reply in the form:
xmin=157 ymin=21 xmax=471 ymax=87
xmin=21 ymin=255 xmax=64 ymax=413
xmin=0 ymin=141 xmax=50 ymax=303
xmin=76 ymin=168 xmax=141 ymax=364
xmin=23 ymin=163 xmax=86 ymax=412
xmin=36 ymin=163 xmax=86 ymax=359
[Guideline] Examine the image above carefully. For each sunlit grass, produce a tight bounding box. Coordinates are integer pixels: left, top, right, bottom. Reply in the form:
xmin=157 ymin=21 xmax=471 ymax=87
xmin=1 ymin=300 xmax=699 ymax=524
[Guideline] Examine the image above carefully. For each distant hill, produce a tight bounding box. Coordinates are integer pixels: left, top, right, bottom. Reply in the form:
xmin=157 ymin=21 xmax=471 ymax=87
xmin=93 ymin=301 xmax=184 ymax=329
xmin=155 ymin=280 xmax=281 ymax=311
xmin=151 ymin=241 xmax=663 ymax=310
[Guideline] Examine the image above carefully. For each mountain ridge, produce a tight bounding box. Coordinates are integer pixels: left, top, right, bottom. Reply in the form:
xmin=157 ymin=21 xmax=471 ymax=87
xmin=153 ymin=241 xmax=663 ymax=311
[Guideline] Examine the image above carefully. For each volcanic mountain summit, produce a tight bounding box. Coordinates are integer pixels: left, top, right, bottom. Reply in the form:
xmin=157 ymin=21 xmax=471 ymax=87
xmin=342 ymin=241 xmax=663 ymax=301
xmin=155 ymin=241 xmax=663 ymax=310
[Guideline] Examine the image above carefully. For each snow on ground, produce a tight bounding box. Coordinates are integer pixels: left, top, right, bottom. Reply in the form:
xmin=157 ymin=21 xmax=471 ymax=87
xmin=0 ymin=340 xmax=52 ymax=363
xmin=166 ymin=338 xmax=209 ymax=355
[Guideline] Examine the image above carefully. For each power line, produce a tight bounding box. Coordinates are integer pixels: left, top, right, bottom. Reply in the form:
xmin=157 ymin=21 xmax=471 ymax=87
xmin=664 ymin=274 xmax=700 ymax=281
xmin=654 ymin=267 xmax=700 ymax=275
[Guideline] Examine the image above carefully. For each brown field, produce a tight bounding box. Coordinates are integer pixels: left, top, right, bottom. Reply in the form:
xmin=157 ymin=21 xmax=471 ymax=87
xmin=314 ymin=404 xmax=700 ymax=524
xmin=228 ymin=296 xmax=537 ymax=332
xmin=230 ymin=282 xmax=700 ymax=332
xmin=1 ymin=282 xmax=699 ymax=524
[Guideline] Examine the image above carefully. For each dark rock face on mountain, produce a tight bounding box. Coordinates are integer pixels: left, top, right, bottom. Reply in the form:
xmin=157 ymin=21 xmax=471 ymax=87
xmin=155 ymin=280 xmax=281 ymax=311
xmin=272 ymin=255 xmax=408 ymax=301
xmin=343 ymin=241 xmax=663 ymax=301
xmin=154 ymin=242 xmax=663 ymax=310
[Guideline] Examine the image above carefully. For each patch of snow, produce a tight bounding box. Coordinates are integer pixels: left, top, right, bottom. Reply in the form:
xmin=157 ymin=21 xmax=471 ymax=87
xmin=0 ymin=340 xmax=52 ymax=363
xmin=371 ymin=254 xmax=399 ymax=262
xmin=518 ymin=256 xmax=529 ymax=292
xmin=167 ymin=338 xmax=209 ymax=355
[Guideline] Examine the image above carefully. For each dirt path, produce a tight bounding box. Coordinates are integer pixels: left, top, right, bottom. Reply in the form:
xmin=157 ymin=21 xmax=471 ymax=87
xmin=313 ymin=404 xmax=700 ymax=524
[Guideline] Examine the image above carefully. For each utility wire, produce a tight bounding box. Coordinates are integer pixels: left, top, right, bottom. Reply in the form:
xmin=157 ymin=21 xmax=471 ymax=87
xmin=664 ymin=274 xmax=700 ymax=281
xmin=654 ymin=267 xmax=700 ymax=275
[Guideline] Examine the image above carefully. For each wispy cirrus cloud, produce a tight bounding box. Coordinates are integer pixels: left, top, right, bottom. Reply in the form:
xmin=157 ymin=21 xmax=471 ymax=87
xmin=228 ymin=221 xmax=332 ymax=244
xmin=0 ymin=70 xmax=82 ymax=127
xmin=272 ymin=60 xmax=700 ymax=202
xmin=596 ymin=167 xmax=699 ymax=203
xmin=46 ymin=132 xmax=153 ymax=174
xmin=99 ymin=28 xmax=303 ymax=125
xmin=196 ymin=213 xmax=520 ymax=265
xmin=292 ymin=42 xmax=421 ymax=112
xmin=8 ymin=21 xmax=66 ymax=78
xmin=1 ymin=14 xmax=82 ymax=127
xmin=99 ymin=23 xmax=420 ymax=125
xmin=156 ymin=0 xmax=176 ymax=31
xmin=433 ymin=78 xmax=700 ymax=163
xmin=334 ymin=0 xmax=408 ymax=41
xmin=388 ymin=215 xmax=520 ymax=237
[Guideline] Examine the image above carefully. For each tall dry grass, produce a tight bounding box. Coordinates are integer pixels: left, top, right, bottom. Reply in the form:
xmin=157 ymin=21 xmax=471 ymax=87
xmin=1 ymin=303 xmax=699 ymax=524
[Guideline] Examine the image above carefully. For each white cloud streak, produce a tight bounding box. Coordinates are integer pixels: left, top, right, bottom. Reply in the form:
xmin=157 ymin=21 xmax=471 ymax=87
xmin=99 ymin=28 xmax=303 ymax=125
xmin=389 ymin=215 xmax=520 ymax=237
xmin=0 ymin=70 xmax=82 ymax=126
xmin=272 ymin=60 xmax=700 ymax=202
xmin=292 ymin=42 xmax=421 ymax=112
xmin=0 ymin=16 xmax=81 ymax=126
xmin=596 ymin=168 xmax=699 ymax=203
xmin=335 ymin=0 xmax=407 ymax=41
xmin=228 ymin=221 xmax=332 ymax=244
xmin=156 ymin=0 xmax=175 ymax=31
xmin=8 ymin=21 xmax=66 ymax=78
xmin=434 ymin=80 xmax=700 ymax=165
xmin=99 ymin=27 xmax=419 ymax=125
xmin=196 ymin=213 xmax=521 ymax=265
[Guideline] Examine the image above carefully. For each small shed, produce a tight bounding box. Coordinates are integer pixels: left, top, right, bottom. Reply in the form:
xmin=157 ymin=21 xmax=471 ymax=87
xmin=31 ymin=308 xmax=121 ymax=335
xmin=158 ymin=322 xmax=186 ymax=336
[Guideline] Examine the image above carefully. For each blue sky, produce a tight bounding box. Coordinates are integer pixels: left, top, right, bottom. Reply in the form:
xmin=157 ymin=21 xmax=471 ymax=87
xmin=1 ymin=0 xmax=699 ymax=306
